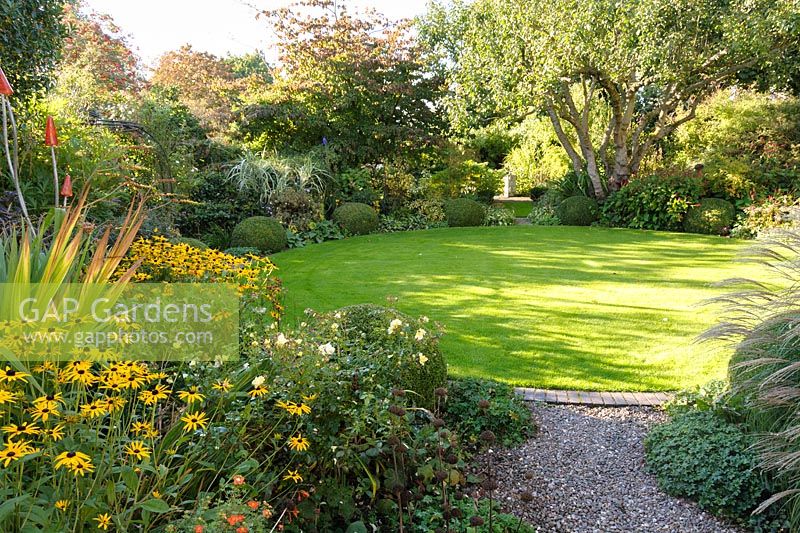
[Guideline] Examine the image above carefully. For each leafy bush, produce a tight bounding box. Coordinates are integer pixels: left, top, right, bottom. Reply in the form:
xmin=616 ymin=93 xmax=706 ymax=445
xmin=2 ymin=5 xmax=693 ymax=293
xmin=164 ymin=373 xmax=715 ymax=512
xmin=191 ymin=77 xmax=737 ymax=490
xmin=228 ymin=150 xmax=331 ymax=207
xmin=328 ymin=304 xmax=447 ymax=409
xmin=527 ymin=189 xmax=562 ymax=226
xmin=444 ymin=198 xmax=486 ymax=227
xmin=504 ymin=114 xmax=570 ymax=192
xmin=269 ymin=188 xmax=323 ymax=233
xmin=557 ymin=195 xmax=598 ymax=226
xmin=529 ymin=185 xmax=549 ymax=200
xmin=379 ymin=213 xmax=444 ymax=233
xmin=230 ymin=216 xmax=288 ymax=254
xmin=731 ymin=194 xmax=800 ymax=238
xmin=408 ymin=198 xmax=447 ymax=224
xmin=223 ymin=246 xmax=262 ymax=257
xmin=331 ymin=167 xmax=378 ymax=206
xmin=683 ymin=198 xmax=736 ymax=235
xmin=333 ymin=202 xmax=379 ymax=235
xmin=600 ymin=174 xmax=705 ymax=231
xmin=484 ymin=206 xmax=516 ymax=226
xmin=170 ymin=236 xmax=209 ymax=249
xmin=645 ymin=411 xmax=767 ymax=523
xmin=444 ymin=378 xmax=534 ymax=448
xmin=672 ymin=90 xmax=800 ymax=201
xmin=555 ymin=171 xmax=605 ymax=199
xmin=430 ymin=160 xmax=502 ymax=203
xmin=465 ymin=122 xmax=519 ymax=169
xmin=287 ymin=219 xmax=345 ymax=248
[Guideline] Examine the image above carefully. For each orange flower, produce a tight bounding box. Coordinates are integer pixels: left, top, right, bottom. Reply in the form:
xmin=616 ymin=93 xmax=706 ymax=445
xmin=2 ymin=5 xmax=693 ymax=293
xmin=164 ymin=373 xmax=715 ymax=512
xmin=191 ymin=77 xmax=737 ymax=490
xmin=246 ymin=500 xmax=259 ymax=510
xmin=232 ymin=475 xmax=245 ymax=486
xmin=226 ymin=514 xmax=245 ymax=526
xmin=297 ymin=489 xmax=310 ymax=502
xmin=194 ymin=526 xmax=204 ymax=533
xmin=236 ymin=527 xmax=249 ymax=533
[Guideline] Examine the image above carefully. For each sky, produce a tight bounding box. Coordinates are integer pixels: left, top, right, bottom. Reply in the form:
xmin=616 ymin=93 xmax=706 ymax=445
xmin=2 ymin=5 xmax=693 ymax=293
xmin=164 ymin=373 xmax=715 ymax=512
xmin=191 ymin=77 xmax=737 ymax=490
xmin=84 ymin=0 xmax=431 ymax=68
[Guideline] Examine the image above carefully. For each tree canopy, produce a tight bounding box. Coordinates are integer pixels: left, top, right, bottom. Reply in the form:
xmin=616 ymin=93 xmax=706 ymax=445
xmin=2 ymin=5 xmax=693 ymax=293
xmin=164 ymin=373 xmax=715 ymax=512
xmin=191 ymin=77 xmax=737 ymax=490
xmin=422 ymin=0 xmax=800 ymax=197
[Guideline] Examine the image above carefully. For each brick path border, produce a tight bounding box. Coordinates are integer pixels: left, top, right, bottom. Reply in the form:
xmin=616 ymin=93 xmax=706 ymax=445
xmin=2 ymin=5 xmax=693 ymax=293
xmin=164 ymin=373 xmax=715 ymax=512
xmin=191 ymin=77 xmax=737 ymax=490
xmin=515 ymin=387 xmax=673 ymax=407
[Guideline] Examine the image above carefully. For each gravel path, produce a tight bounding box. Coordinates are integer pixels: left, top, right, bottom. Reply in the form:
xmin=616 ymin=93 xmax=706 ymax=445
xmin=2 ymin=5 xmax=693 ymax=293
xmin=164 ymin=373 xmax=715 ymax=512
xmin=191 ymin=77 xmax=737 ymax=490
xmin=474 ymin=404 xmax=743 ymax=533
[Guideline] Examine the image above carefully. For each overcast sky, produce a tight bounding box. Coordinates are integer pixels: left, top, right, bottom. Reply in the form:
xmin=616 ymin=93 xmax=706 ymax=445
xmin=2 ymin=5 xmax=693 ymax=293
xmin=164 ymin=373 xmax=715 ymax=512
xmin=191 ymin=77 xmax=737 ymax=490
xmin=84 ymin=0 xmax=431 ymax=67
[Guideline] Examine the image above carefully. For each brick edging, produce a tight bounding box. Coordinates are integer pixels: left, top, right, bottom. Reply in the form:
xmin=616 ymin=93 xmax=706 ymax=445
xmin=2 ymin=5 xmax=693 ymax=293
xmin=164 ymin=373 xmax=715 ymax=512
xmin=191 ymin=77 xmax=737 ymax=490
xmin=515 ymin=387 xmax=674 ymax=407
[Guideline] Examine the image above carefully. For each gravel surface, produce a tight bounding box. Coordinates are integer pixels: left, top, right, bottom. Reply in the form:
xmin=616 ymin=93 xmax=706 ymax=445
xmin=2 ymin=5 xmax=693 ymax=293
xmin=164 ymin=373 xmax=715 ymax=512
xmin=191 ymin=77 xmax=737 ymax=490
xmin=473 ymin=404 xmax=743 ymax=533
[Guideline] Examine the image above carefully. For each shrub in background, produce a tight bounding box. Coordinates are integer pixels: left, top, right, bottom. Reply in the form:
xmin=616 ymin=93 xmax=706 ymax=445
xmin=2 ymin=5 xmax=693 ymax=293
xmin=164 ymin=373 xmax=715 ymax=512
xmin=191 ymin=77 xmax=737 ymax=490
xmin=444 ymin=198 xmax=486 ymax=227
xmin=504 ymin=114 xmax=570 ymax=193
xmin=484 ymin=205 xmax=516 ymax=226
xmin=683 ymin=198 xmax=736 ymax=235
xmin=170 ymin=236 xmax=209 ymax=249
xmin=328 ymin=304 xmax=447 ymax=409
xmin=444 ymin=378 xmax=534 ymax=448
xmin=600 ymin=174 xmax=705 ymax=231
xmin=269 ymin=188 xmax=322 ymax=233
xmin=230 ymin=216 xmax=288 ymax=254
xmin=556 ymin=171 xmax=605 ymax=200
xmin=430 ymin=160 xmax=502 ymax=203
xmin=287 ymin=219 xmax=346 ymax=248
xmin=528 ymin=189 xmax=562 ymax=226
xmin=731 ymin=195 xmax=800 ymax=238
xmin=645 ymin=411 xmax=772 ymax=527
xmin=557 ymin=195 xmax=599 ymax=226
xmin=332 ymin=202 xmax=379 ymax=235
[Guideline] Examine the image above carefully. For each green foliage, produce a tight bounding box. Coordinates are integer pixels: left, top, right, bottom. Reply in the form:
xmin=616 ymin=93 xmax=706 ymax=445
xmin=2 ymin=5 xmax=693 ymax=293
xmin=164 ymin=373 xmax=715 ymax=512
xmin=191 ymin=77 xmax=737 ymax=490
xmin=0 ymin=0 xmax=66 ymax=99
xmin=286 ymin=220 xmax=345 ymax=248
xmin=672 ymin=91 xmax=800 ymax=200
xmin=170 ymin=237 xmax=209 ymax=249
xmin=645 ymin=411 xmax=767 ymax=523
xmin=331 ymin=167 xmax=379 ymax=206
xmin=527 ymin=190 xmax=562 ymax=226
xmin=227 ymin=150 xmax=331 ymax=207
xmin=683 ymin=198 xmax=736 ymax=235
xmin=664 ymin=381 xmax=738 ymax=419
xmin=556 ymin=196 xmax=598 ymax=226
xmin=230 ymin=216 xmax=288 ymax=254
xmin=444 ymin=378 xmax=533 ymax=448
xmin=392 ymin=494 xmax=535 ymax=532
xmin=223 ymin=246 xmax=262 ymax=257
xmin=731 ymin=194 xmax=800 ymax=238
xmin=330 ymin=304 xmax=447 ymax=409
xmin=444 ymin=198 xmax=486 ymax=227
xmin=484 ymin=206 xmax=516 ymax=226
xmin=600 ymin=174 xmax=705 ymax=231
xmin=556 ymin=171 xmax=604 ymax=199
xmin=333 ymin=202 xmax=379 ymax=235
xmin=529 ymin=185 xmax=549 ymax=200
xmin=504 ymin=115 xmax=571 ymax=192
xmin=465 ymin=122 xmax=519 ymax=169
xmin=430 ymin=160 xmax=502 ymax=203
xmin=269 ymin=188 xmax=322 ymax=233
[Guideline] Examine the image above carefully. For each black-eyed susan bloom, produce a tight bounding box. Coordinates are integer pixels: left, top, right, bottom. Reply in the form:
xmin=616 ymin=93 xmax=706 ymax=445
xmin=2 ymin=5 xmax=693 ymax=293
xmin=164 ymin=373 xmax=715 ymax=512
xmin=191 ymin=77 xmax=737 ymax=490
xmin=248 ymin=385 xmax=269 ymax=398
xmin=138 ymin=384 xmax=169 ymax=405
xmin=42 ymin=424 xmax=65 ymax=442
xmin=80 ymin=401 xmax=108 ymax=419
xmin=180 ymin=411 xmax=208 ymax=432
xmin=94 ymin=513 xmax=112 ymax=530
xmin=0 ymin=439 xmax=35 ymax=467
xmin=212 ymin=379 xmax=232 ymax=392
xmin=2 ymin=421 xmax=40 ymax=437
xmin=124 ymin=440 xmax=151 ymax=461
xmin=0 ymin=366 xmax=29 ymax=384
xmin=282 ymin=469 xmax=303 ymax=483
xmin=54 ymin=450 xmax=93 ymax=473
xmin=54 ymin=500 xmax=69 ymax=512
xmin=177 ymin=387 xmax=205 ymax=404
xmin=0 ymin=390 xmax=17 ymax=405
xmin=33 ymin=392 xmax=64 ymax=408
xmin=29 ymin=404 xmax=60 ymax=422
xmin=288 ymin=434 xmax=310 ymax=452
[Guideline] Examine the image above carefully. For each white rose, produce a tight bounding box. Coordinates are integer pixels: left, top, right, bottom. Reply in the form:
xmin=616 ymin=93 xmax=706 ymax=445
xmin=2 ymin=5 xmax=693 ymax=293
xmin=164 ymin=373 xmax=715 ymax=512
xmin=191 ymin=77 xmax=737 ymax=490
xmin=414 ymin=328 xmax=426 ymax=341
xmin=276 ymin=333 xmax=289 ymax=347
xmin=418 ymin=353 xmax=429 ymax=366
xmin=387 ymin=318 xmax=403 ymax=334
xmin=252 ymin=375 xmax=266 ymax=387
xmin=318 ymin=342 xmax=335 ymax=356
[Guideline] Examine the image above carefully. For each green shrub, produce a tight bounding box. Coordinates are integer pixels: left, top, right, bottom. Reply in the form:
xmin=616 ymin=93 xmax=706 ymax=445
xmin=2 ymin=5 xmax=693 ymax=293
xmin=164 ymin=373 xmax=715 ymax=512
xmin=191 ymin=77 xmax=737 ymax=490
xmin=731 ymin=194 xmax=800 ymax=238
xmin=556 ymin=195 xmax=598 ymax=226
xmin=332 ymin=202 xmax=379 ymax=235
xmin=223 ymin=246 xmax=262 ymax=257
xmin=645 ymin=411 xmax=767 ymax=523
xmin=444 ymin=198 xmax=486 ymax=227
xmin=600 ymin=174 xmax=705 ymax=231
xmin=504 ymin=114 xmax=570 ymax=192
xmin=269 ymin=188 xmax=322 ymax=233
xmin=444 ymin=378 xmax=534 ymax=448
xmin=529 ymin=185 xmax=549 ymax=200
xmin=287 ymin=220 xmax=345 ymax=248
xmin=331 ymin=304 xmax=447 ymax=409
xmin=430 ymin=160 xmax=502 ymax=202
xmin=556 ymin=171 xmax=606 ymax=199
xmin=170 ymin=237 xmax=210 ymax=249
xmin=230 ymin=216 xmax=288 ymax=254
xmin=484 ymin=206 xmax=516 ymax=226
xmin=684 ymin=198 xmax=736 ymax=235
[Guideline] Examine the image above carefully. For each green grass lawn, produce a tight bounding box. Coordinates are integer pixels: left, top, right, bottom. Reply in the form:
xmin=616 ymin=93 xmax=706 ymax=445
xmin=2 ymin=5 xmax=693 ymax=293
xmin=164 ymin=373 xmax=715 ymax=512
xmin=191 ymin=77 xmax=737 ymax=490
xmin=495 ymin=201 xmax=533 ymax=217
xmin=271 ymin=226 xmax=757 ymax=391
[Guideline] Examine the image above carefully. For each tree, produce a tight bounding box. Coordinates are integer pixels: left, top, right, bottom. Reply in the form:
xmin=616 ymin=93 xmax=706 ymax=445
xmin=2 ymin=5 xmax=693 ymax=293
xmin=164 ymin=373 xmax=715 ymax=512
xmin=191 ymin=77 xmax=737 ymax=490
xmin=422 ymin=0 xmax=800 ymax=198
xmin=243 ymin=0 xmax=444 ymax=169
xmin=151 ymin=45 xmax=242 ymax=134
xmin=0 ymin=0 xmax=67 ymax=99
xmin=61 ymin=3 xmax=143 ymax=94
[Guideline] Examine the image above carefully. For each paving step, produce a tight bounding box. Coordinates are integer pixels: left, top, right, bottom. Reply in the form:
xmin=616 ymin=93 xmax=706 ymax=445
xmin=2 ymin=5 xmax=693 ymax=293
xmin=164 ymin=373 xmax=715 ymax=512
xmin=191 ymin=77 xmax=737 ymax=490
xmin=515 ymin=387 xmax=673 ymax=407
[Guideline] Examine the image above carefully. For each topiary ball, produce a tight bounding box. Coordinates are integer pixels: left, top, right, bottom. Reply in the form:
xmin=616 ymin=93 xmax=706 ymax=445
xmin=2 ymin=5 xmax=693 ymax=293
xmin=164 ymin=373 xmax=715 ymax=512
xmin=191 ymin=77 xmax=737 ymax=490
xmin=331 ymin=304 xmax=447 ymax=409
xmin=556 ymin=195 xmax=599 ymax=226
xmin=170 ymin=237 xmax=209 ymax=250
xmin=230 ymin=216 xmax=288 ymax=254
xmin=444 ymin=198 xmax=486 ymax=227
xmin=332 ymin=202 xmax=379 ymax=235
xmin=684 ymin=198 xmax=735 ymax=235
